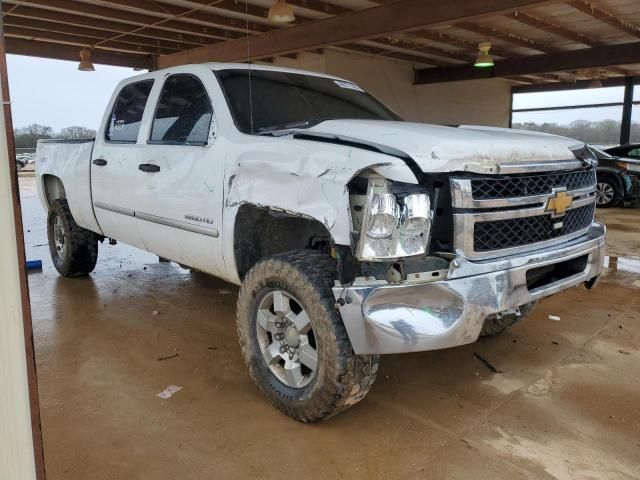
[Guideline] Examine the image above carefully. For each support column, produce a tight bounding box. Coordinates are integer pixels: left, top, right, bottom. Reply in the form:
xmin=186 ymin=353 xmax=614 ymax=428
xmin=620 ymin=77 xmax=635 ymax=146
xmin=0 ymin=20 xmax=45 ymax=480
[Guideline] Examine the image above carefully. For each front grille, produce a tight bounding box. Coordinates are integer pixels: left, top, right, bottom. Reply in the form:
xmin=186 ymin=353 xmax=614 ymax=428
xmin=474 ymin=203 xmax=595 ymax=252
xmin=471 ymin=169 xmax=595 ymax=200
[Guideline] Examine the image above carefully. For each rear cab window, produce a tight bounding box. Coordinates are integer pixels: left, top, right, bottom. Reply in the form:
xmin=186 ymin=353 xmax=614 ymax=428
xmin=149 ymin=74 xmax=213 ymax=146
xmin=106 ymin=80 xmax=154 ymax=143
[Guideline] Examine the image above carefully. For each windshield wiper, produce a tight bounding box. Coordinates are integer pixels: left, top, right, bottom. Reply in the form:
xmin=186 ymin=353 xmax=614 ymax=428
xmin=258 ymin=121 xmax=311 ymax=135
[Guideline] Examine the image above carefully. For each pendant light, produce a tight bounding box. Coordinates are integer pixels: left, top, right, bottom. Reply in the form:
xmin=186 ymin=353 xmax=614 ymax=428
xmin=78 ymin=47 xmax=95 ymax=71
xmin=268 ymin=0 xmax=295 ymax=23
xmin=474 ymin=42 xmax=494 ymax=68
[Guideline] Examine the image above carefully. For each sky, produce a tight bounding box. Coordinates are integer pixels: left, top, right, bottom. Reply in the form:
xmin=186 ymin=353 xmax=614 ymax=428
xmin=6 ymin=54 xmax=637 ymax=131
xmin=7 ymin=55 xmax=140 ymax=132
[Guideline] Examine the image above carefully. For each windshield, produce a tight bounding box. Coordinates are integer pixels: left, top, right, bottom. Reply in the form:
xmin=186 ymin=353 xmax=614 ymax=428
xmin=215 ymin=69 xmax=400 ymax=134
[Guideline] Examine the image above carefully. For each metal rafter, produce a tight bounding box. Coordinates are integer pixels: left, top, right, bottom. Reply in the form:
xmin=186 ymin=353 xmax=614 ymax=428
xmin=411 ymin=30 xmax=518 ymax=59
xmin=3 ymin=15 xmax=204 ymax=50
xmin=4 ymin=36 xmax=152 ymax=68
xmin=3 ymin=25 xmax=176 ymax=55
xmin=507 ymin=10 xmax=598 ymax=46
xmin=3 ymin=0 xmax=267 ymax=35
xmin=157 ymin=0 xmax=559 ymax=68
xmin=569 ymin=0 xmax=640 ymax=39
xmin=365 ymin=37 xmax=473 ymax=63
xmin=455 ymin=21 xmax=559 ymax=53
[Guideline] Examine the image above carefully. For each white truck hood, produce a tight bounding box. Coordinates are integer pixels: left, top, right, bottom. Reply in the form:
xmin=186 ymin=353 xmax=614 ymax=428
xmin=305 ymin=120 xmax=584 ymax=174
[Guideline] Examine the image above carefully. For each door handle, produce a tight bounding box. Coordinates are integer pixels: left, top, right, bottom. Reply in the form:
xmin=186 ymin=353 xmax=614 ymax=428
xmin=93 ymin=158 xmax=107 ymax=166
xmin=139 ymin=163 xmax=160 ymax=173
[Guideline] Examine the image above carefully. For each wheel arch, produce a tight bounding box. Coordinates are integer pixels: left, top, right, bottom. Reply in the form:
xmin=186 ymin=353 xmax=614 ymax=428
xmin=41 ymin=174 xmax=67 ymax=209
xmin=596 ymin=168 xmax=624 ymax=191
xmin=232 ymin=203 xmax=337 ymax=281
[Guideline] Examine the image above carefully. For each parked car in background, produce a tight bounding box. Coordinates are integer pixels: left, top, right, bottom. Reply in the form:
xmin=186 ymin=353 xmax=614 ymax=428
xmin=592 ymin=145 xmax=640 ymax=207
xmin=16 ymin=158 xmax=26 ymax=170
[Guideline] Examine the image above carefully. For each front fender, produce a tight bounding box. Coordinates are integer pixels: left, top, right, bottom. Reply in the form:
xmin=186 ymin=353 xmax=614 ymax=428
xmin=224 ymin=139 xmax=417 ymax=246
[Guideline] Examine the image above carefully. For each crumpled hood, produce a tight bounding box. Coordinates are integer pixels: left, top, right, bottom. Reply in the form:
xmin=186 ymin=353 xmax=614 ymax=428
xmin=305 ymin=120 xmax=584 ymax=174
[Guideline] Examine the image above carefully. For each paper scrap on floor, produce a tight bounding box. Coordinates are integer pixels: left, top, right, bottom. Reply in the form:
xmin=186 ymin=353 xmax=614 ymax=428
xmin=157 ymin=385 xmax=183 ymax=399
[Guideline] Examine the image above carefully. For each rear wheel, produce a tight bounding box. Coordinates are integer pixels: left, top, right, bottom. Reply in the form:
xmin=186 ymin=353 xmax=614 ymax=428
xmin=236 ymin=249 xmax=379 ymax=422
xmin=480 ymin=302 xmax=537 ymax=337
xmin=596 ymin=177 xmax=621 ymax=208
xmin=47 ymin=198 xmax=99 ymax=277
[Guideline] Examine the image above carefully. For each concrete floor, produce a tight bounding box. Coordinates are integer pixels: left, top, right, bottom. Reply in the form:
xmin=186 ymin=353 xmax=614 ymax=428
xmin=19 ymin=175 xmax=640 ymax=480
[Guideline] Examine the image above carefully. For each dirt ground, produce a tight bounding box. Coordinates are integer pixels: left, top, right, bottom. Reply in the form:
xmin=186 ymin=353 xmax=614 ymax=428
xmin=19 ymin=175 xmax=640 ymax=480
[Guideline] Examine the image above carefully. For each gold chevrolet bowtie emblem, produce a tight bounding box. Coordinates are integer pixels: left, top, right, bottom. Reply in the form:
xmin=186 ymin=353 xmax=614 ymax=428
xmin=546 ymin=191 xmax=573 ymax=216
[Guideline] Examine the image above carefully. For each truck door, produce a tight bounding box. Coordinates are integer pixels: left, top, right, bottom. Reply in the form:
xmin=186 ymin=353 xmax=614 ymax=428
xmin=91 ymin=78 xmax=155 ymax=249
xmin=132 ymin=73 xmax=227 ymax=279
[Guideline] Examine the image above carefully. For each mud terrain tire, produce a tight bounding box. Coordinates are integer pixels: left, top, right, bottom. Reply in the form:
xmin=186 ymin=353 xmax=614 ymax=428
xmin=47 ymin=198 xmax=98 ymax=277
xmin=236 ymin=249 xmax=379 ymax=422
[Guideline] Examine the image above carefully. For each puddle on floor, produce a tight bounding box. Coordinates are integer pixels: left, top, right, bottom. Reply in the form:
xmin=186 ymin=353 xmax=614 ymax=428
xmin=604 ymin=256 xmax=640 ymax=275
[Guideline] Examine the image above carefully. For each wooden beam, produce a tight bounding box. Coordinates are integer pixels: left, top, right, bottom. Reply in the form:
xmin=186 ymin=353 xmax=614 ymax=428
xmin=2 ymin=3 xmax=220 ymax=45
xmin=158 ymin=0 xmax=558 ymax=67
xmin=154 ymin=0 xmax=350 ymax=18
xmin=507 ymin=10 xmax=599 ymax=46
xmin=455 ymin=21 xmax=558 ymax=53
xmin=337 ymin=43 xmax=437 ymax=66
xmin=4 ymin=37 xmax=153 ymax=69
xmin=3 ymin=16 xmax=201 ymax=51
xmin=367 ymin=36 xmax=473 ymax=63
xmin=415 ymin=42 xmax=640 ymax=84
xmin=3 ymin=0 xmax=257 ymax=38
xmin=569 ymin=0 xmax=640 ymax=39
xmin=411 ymin=30 xmax=517 ymax=59
xmin=94 ymin=0 xmax=284 ymax=29
xmin=4 ymin=26 xmax=176 ymax=55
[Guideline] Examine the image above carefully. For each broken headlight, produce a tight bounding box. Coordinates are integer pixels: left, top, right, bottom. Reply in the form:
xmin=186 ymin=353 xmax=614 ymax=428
xmin=356 ymin=177 xmax=433 ymax=261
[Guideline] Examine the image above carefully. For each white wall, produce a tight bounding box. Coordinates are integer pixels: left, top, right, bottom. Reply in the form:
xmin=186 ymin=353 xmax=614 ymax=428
xmin=268 ymin=49 xmax=512 ymax=128
xmin=0 ymin=78 xmax=37 ymax=479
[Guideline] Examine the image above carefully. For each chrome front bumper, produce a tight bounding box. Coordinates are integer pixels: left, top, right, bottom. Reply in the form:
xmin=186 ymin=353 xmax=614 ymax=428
xmin=333 ymin=223 xmax=606 ymax=354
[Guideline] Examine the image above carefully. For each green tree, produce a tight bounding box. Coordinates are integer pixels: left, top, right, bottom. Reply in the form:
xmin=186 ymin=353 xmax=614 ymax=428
xmin=14 ymin=123 xmax=53 ymax=148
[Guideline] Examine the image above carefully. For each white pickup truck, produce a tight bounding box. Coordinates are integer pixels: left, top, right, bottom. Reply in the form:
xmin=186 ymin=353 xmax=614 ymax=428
xmin=36 ymin=63 xmax=605 ymax=422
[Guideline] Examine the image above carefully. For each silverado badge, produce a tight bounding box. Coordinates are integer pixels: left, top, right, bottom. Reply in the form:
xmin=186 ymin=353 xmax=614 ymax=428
xmin=546 ymin=190 xmax=573 ymax=217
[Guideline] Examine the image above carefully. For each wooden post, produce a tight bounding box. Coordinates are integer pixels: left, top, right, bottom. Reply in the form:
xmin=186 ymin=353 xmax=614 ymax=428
xmin=0 ymin=18 xmax=46 ymax=480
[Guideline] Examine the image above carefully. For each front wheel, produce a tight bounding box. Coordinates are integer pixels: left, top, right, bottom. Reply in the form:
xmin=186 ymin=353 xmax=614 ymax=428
xmin=47 ymin=198 xmax=99 ymax=277
xmin=596 ymin=177 xmax=621 ymax=208
xmin=236 ymin=249 xmax=379 ymax=422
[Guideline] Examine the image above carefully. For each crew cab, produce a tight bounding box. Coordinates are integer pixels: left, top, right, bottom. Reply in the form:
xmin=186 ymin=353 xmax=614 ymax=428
xmin=36 ymin=64 xmax=606 ymax=422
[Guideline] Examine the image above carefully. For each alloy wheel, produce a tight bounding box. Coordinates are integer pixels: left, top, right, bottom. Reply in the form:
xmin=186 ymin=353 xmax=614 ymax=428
xmin=255 ymin=290 xmax=318 ymax=388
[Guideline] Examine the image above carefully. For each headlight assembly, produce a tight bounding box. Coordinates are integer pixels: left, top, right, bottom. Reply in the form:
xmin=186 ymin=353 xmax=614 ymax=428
xmin=367 ymin=193 xmax=399 ymax=239
xmin=356 ymin=177 xmax=433 ymax=261
xmin=617 ymin=161 xmax=640 ymax=173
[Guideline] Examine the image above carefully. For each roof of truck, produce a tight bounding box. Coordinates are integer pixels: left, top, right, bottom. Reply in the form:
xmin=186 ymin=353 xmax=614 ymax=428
xmin=206 ymin=62 xmax=347 ymax=81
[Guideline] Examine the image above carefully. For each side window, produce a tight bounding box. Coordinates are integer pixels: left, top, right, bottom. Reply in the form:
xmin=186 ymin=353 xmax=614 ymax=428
xmin=627 ymin=148 xmax=640 ymax=158
xmin=150 ymin=74 xmax=213 ymax=145
xmin=106 ymin=80 xmax=154 ymax=143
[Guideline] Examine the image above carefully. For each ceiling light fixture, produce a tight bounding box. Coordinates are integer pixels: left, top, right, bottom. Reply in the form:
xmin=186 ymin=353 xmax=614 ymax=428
xmin=268 ymin=0 xmax=295 ymax=23
xmin=78 ymin=47 xmax=95 ymax=71
xmin=588 ymin=78 xmax=603 ymax=88
xmin=474 ymin=41 xmax=494 ymax=68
